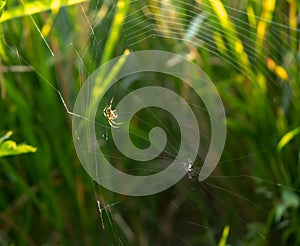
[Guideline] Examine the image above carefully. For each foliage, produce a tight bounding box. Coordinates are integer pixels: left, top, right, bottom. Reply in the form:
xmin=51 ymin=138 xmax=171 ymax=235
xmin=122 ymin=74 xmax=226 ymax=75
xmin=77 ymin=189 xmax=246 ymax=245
xmin=0 ymin=0 xmax=6 ymax=18
xmin=0 ymin=131 xmax=37 ymax=157
xmin=0 ymin=0 xmax=299 ymax=245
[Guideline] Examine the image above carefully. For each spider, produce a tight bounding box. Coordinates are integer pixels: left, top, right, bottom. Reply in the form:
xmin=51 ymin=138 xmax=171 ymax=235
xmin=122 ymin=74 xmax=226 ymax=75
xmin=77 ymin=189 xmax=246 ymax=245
xmin=185 ymin=158 xmax=193 ymax=179
xmin=103 ymin=97 xmax=123 ymax=128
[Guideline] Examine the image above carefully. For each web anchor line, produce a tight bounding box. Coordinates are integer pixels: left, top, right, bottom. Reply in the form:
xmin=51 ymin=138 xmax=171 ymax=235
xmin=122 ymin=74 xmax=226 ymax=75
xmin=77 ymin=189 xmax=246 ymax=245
xmin=96 ymin=200 xmax=120 ymax=229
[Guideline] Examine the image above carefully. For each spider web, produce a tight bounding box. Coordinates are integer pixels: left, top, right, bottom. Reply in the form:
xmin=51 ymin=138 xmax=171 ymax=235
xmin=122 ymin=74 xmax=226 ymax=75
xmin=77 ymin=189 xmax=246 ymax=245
xmin=1 ymin=0 xmax=300 ymax=245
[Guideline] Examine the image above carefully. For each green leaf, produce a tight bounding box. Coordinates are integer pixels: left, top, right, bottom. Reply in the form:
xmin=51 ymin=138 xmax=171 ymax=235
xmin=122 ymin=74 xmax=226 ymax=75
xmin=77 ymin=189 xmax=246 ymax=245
xmin=0 ymin=0 xmax=6 ymax=18
xmin=218 ymin=225 xmax=230 ymax=246
xmin=0 ymin=131 xmax=37 ymax=157
xmin=0 ymin=0 xmax=87 ymax=23
xmin=277 ymin=126 xmax=300 ymax=152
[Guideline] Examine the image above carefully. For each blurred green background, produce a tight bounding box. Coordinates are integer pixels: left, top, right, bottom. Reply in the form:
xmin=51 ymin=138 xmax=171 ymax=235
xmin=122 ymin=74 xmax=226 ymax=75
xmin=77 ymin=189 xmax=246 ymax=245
xmin=0 ymin=0 xmax=299 ymax=245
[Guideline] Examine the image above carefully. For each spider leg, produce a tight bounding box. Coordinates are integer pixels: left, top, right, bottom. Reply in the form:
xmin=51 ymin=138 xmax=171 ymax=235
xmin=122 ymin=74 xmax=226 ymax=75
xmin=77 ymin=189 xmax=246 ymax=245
xmin=103 ymin=106 xmax=108 ymax=117
xmin=109 ymin=121 xmax=119 ymax=128
xmin=108 ymin=120 xmax=116 ymax=128
xmin=111 ymin=120 xmax=123 ymax=125
xmin=110 ymin=120 xmax=123 ymax=128
xmin=110 ymin=97 xmax=114 ymax=105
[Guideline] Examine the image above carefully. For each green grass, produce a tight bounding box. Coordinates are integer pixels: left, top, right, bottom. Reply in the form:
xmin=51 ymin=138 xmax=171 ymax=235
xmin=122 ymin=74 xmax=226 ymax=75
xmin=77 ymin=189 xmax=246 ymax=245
xmin=0 ymin=0 xmax=299 ymax=245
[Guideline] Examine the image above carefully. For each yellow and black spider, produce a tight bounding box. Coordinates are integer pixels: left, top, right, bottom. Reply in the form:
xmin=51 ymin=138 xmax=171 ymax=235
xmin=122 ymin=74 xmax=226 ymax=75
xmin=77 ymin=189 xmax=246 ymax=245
xmin=103 ymin=98 xmax=123 ymax=128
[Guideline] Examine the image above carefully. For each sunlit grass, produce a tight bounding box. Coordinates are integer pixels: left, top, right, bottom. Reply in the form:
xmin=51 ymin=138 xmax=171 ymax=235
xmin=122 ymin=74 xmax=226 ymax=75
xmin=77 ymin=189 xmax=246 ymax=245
xmin=0 ymin=0 xmax=299 ymax=245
